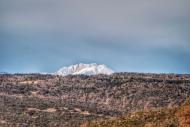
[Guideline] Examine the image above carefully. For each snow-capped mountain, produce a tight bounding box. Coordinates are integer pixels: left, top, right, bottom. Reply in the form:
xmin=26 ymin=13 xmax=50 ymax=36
xmin=54 ymin=63 xmax=114 ymax=76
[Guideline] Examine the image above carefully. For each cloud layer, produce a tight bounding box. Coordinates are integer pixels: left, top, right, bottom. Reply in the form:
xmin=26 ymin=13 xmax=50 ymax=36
xmin=1 ymin=0 xmax=190 ymax=73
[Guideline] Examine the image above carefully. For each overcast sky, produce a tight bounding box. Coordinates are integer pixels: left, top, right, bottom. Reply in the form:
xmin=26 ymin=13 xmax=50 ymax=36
xmin=1 ymin=0 xmax=190 ymax=73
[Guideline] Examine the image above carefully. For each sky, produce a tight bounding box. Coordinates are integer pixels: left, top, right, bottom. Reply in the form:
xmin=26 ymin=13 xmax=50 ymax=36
xmin=0 ymin=0 xmax=190 ymax=74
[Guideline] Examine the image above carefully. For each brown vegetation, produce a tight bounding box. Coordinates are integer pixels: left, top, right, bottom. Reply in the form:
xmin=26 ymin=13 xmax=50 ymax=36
xmin=0 ymin=73 xmax=190 ymax=126
xmin=85 ymin=102 xmax=190 ymax=127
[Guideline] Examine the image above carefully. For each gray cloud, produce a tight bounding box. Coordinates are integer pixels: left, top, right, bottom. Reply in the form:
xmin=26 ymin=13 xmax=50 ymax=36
xmin=2 ymin=0 xmax=190 ymax=47
xmin=1 ymin=0 xmax=190 ymax=73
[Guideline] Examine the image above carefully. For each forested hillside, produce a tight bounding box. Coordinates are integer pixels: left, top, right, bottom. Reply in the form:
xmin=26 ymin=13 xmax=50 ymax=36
xmin=0 ymin=73 xmax=190 ymax=126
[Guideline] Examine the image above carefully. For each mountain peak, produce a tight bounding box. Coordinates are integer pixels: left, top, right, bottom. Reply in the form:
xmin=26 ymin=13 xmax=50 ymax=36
xmin=55 ymin=63 xmax=114 ymax=76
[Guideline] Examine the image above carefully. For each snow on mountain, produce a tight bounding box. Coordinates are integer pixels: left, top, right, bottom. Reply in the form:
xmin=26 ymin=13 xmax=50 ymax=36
xmin=54 ymin=63 xmax=114 ymax=76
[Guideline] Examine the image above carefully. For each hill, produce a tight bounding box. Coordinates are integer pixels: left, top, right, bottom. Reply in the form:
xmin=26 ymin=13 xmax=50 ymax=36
xmin=0 ymin=73 xmax=190 ymax=126
xmin=83 ymin=102 xmax=190 ymax=127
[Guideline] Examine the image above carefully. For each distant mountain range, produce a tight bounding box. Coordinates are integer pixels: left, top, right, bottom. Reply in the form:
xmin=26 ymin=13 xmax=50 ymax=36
xmin=0 ymin=72 xmax=9 ymax=74
xmin=54 ymin=63 xmax=114 ymax=76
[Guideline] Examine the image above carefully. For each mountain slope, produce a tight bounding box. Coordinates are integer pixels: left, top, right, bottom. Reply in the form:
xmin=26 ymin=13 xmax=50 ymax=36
xmin=84 ymin=102 xmax=190 ymax=127
xmin=55 ymin=63 xmax=114 ymax=76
